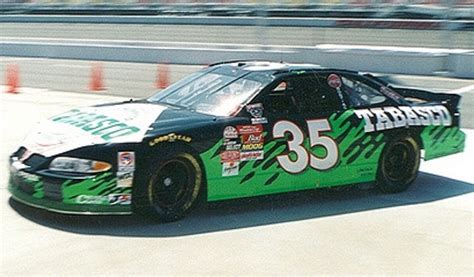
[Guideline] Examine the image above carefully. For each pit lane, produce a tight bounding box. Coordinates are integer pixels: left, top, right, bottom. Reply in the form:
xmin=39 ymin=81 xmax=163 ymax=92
xmin=1 ymin=81 xmax=473 ymax=274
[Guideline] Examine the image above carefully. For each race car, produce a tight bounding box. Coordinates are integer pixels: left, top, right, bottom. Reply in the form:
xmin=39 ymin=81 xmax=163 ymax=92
xmin=8 ymin=61 xmax=465 ymax=221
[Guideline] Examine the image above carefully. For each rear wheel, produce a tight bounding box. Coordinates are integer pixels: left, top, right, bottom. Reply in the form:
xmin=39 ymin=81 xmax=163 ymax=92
xmin=146 ymin=152 xmax=202 ymax=222
xmin=377 ymin=136 xmax=420 ymax=193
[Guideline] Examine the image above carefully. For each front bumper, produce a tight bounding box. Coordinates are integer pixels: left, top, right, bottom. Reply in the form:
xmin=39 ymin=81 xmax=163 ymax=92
xmin=8 ymin=158 xmax=132 ymax=215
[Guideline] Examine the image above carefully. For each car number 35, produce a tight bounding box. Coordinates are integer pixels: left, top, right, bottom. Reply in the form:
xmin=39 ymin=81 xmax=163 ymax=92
xmin=273 ymin=119 xmax=338 ymax=174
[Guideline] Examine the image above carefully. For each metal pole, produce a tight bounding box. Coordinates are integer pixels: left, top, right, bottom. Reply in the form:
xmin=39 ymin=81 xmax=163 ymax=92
xmin=255 ymin=0 xmax=268 ymax=48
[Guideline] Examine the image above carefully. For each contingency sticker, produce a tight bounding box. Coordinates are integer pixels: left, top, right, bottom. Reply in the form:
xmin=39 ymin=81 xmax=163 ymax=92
xmin=75 ymin=194 xmax=131 ymax=205
xmin=327 ymin=73 xmax=347 ymax=109
xmin=327 ymin=74 xmax=342 ymax=89
xmin=220 ymin=150 xmax=240 ymax=164
xmin=223 ymin=126 xmax=238 ymax=139
xmin=220 ymin=124 xmax=265 ymax=176
xmin=222 ymin=162 xmax=239 ymax=177
xmin=223 ymin=126 xmax=241 ymax=151
xmin=238 ymin=124 xmax=264 ymax=161
xmin=246 ymin=103 xmax=268 ymax=124
xmin=117 ymin=151 xmax=135 ymax=188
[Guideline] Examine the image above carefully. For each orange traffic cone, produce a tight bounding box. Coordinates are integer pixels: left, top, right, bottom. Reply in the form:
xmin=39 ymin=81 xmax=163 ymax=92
xmin=5 ymin=64 xmax=20 ymax=94
xmin=89 ymin=62 xmax=105 ymax=91
xmin=156 ymin=63 xmax=170 ymax=89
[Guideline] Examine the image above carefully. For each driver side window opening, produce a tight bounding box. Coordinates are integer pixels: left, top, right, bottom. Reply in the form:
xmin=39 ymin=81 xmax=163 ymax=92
xmin=263 ymin=80 xmax=295 ymax=115
xmin=264 ymin=74 xmax=343 ymax=116
xmin=340 ymin=75 xmax=387 ymax=107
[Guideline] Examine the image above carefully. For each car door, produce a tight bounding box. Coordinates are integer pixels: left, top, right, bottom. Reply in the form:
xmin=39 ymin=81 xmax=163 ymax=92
xmin=236 ymin=72 xmax=355 ymax=196
xmin=205 ymin=71 xmax=383 ymax=202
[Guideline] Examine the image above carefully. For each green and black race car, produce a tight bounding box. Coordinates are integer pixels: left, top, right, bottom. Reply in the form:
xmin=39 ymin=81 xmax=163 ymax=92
xmin=9 ymin=61 xmax=465 ymax=221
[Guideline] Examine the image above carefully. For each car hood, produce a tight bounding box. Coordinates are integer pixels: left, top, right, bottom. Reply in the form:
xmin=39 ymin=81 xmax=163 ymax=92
xmin=21 ymin=101 xmax=214 ymax=158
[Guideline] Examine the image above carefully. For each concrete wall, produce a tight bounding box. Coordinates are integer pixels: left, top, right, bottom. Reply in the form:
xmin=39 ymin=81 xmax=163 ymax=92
xmin=1 ymin=41 xmax=472 ymax=78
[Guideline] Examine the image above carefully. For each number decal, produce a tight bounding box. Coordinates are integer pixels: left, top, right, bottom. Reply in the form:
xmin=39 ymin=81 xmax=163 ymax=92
xmin=273 ymin=121 xmax=308 ymax=174
xmin=273 ymin=119 xmax=338 ymax=174
xmin=307 ymin=119 xmax=338 ymax=170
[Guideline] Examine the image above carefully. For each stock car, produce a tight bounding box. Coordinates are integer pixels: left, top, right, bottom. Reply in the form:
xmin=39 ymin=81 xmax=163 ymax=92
xmin=9 ymin=61 xmax=465 ymax=221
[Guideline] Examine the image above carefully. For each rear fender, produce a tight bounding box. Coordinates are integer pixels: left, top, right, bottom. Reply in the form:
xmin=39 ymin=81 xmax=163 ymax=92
xmin=392 ymin=86 xmax=465 ymax=160
xmin=420 ymin=126 xmax=465 ymax=160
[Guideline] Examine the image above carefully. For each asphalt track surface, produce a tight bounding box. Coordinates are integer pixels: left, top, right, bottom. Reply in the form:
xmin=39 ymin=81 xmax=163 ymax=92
xmin=1 ymin=22 xmax=473 ymax=49
xmin=1 ymin=58 xmax=473 ymax=275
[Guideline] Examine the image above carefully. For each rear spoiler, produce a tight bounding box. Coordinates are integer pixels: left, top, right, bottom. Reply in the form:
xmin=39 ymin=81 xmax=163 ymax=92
xmin=390 ymin=86 xmax=462 ymax=113
xmin=362 ymin=73 xmax=462 ymax=113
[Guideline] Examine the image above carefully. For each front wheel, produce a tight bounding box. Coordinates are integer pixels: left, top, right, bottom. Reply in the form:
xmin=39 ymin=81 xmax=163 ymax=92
xmin=146 ymin=152 xmax=202 ymax=222
xmin=377 ymin=136 xmax=420 ymax=193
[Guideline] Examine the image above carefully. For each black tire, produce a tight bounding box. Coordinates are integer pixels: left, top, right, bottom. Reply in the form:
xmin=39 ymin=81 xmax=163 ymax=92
xmin=146 ymin=152 xmax=202 ymax=222
xmin=377 ymin=136 xmax=420 ymax=193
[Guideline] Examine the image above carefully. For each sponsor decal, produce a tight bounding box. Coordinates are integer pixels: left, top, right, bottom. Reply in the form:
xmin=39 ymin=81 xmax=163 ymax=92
xmin=327 ymin=74 xmax=342 ymax=89
xmin=354 ymin=105 xmax=452 ymax=133
xmin=75 ymin=194 xmax=131 ymax=205
xmin=220 ymin=150 xmax=241 ymax=163
xmin=148 ymin=133 xmax=192 ymax=146
xmin=22 ymin=103 xmax=167 ymax=158
xmin=223 ymin=126 xmax=238 ymax=139
xmin=222 ymin=162 xmax=239 ymax=177
xmin=240 ymin=151 xmax=264 ymax=161
xmin=51 ymin=109 xmax=140 ymax=141
xmin=246 ymin=103 xmax=268 ymax=125
xmin=117 ymin=152 xmax=135 ymax=188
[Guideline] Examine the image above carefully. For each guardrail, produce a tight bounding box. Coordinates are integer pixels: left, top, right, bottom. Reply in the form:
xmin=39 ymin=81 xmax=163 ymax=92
xmin=1 ymin=39 xmax=472 ymax=78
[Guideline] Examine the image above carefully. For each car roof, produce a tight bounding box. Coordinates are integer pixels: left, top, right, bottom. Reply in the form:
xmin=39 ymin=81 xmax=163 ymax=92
xmin=209 ymin=60 xmax=360 ymax=76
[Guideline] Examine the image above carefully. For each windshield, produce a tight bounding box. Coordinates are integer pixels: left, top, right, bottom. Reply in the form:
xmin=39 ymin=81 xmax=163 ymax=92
xmin=148 ymin=68 xmax=274 ymax=116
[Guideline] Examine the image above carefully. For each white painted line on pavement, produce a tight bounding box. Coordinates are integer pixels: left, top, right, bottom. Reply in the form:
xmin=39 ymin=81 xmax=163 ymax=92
xmin=449 ymin=85 xmax=474 ymax=95
xmin=392 ymin=74 xmax=474 ymax=84
xmin=0 ymin=36 xmax=292 ymax=49
xmin=0 ymin=86 xmax=127 ymax=101
xmin=53 ymin=64 xmax=89 ymax=69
